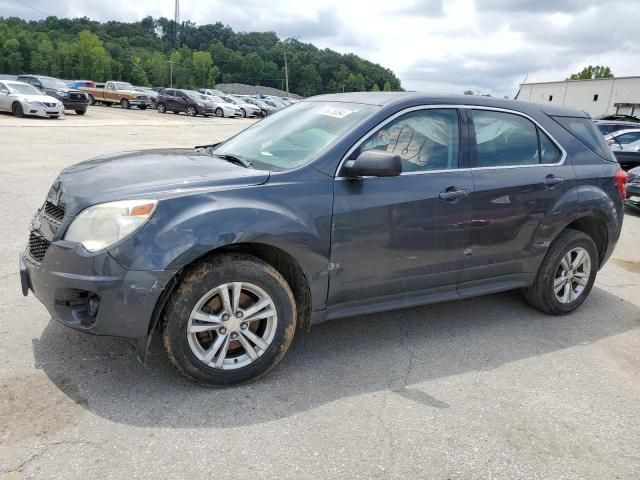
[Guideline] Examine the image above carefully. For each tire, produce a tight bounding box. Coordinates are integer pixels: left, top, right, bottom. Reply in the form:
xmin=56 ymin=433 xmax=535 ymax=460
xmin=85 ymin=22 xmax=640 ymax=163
xmin=162 ymin=254 xmax=297 ymax=386
xmin=157 ymin=103 xmax=167 ymax=114
xmin=187 ymin=105 xmax=197 ymax=117
xmin=523 ymin=229 xmax=598 ymax=315
xmin=215 ymin=108 xmax=224 ymax=117
xmin=75 ymin=109 xmax=86 ymax=115
xmin=240 ymin=108 xmax=247 ymax=118
xmin=139 ymin=105 xmax=147 ymax=111
xmin=120 ymin=98 xmax=130 ymax=109
xmin=12 ymin=102 xmax=24 ymax=118
xmin=88 ymin=94 xmax=96 ymax=106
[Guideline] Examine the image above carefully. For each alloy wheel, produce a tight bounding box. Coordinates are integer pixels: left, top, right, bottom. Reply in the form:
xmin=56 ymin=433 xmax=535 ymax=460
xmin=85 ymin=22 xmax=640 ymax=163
xmin=186 ymin=282 xmax=278 ymax=370
xmin=553 ymin=247 xmax=591 ymax=304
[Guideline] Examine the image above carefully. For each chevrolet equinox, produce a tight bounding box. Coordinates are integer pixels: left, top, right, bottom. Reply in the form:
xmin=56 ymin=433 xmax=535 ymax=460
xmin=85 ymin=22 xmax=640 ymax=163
xmin=20 ymin=93 xmax=627 ymax=386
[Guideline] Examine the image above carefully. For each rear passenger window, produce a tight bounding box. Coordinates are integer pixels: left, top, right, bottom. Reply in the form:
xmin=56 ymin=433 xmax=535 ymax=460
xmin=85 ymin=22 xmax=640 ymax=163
xmin=471 ymin=110 xmax=540 ymax=167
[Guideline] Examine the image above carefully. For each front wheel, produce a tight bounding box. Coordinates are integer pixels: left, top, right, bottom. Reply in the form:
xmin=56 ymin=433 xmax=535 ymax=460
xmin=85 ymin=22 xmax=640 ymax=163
xmin=186 ymin=105 xmax=197 ymax=117
xmin=12 ymin=103 xmax=24 ymax=118
xmin=240 ymin=108 xmax=247 ymax=118
xmin=139 ymin=105 xmax=147 ymax=110
xmin=75 ymin=109 xmax=86 ymax=115
xmin=162 ymin=254 xmax=297 ymax=386
xmin=523 ymin=229 xmax=598 ymax=315
xmin=120 ymin=98 xmax=130 ymax=109
xmin=215 ymin=108 xmax=224 ymax=117
xmin=88 ymin=94 xmax=96 ymax=106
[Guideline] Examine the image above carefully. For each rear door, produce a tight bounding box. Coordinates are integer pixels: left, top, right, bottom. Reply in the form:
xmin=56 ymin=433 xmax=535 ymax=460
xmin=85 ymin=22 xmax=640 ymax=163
xmin=175 ymin=90 xmax=189 ymax=112
xmin=462 ymin=108 xmax=574 ymax=285
xmin=328 ymin=107 xmax=473 ymax=315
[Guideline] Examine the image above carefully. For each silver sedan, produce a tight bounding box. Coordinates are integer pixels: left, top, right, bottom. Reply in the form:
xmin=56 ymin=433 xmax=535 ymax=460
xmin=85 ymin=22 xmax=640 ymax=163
xmin=0 ymin=80 xmax=65 ymax=118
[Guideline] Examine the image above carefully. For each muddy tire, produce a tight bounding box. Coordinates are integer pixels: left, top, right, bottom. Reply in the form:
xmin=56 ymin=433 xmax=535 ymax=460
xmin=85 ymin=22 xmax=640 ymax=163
xmin=162 ymin=254 xmax=297 ymax=386
xmin=523 ymin=229 xmax=598 ymax=315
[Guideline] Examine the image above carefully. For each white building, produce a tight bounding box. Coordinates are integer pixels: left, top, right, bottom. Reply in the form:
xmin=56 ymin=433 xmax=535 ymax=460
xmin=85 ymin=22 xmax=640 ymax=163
xmin=517 ymin=76 xmax=640 ymax=117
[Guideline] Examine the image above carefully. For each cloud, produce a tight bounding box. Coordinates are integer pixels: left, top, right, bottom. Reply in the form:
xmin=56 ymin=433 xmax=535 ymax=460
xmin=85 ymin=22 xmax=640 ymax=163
xmin=1 ymin=0 xmax=640 ymax=97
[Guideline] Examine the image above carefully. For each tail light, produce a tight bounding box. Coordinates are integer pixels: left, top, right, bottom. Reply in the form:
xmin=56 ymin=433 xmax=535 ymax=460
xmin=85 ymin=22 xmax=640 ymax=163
xmin=615 ymin=168 xmax=628 ymax=200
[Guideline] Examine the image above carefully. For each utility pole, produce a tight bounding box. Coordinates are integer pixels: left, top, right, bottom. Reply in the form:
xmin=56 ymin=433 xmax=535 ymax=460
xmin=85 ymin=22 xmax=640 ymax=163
xmin=174 ymin=0 xmax=180 ymax=48
xmin=167 ymin=60 xmax=174 ymax=88
xmin=282 ymin=41 xmax=289 ymax=95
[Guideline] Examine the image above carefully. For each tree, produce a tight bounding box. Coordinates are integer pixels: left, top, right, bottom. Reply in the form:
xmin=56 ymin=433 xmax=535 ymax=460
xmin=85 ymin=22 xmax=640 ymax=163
xmin=192 ymin=51 xmax=213 ymax=87
xmin=569 ymin=65 xmax=613 ymax=80
xmin=2 ymin=39 xmax=23 ymax=74
xmin=383 ymin=81 xmax=392 ymax=91
xmin=128 ymin=56 xmax=148 ymax=85
xmin=298 ymin=64 xmax=322 ymax=96
xmin=372 ymin=83 xmax=380 ymax=91
xmin=463 ymin=90 xmax=474 ymax=95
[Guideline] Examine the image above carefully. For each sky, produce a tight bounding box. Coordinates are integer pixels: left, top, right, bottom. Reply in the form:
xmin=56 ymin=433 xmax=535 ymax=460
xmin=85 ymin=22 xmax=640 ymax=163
xmin=1 ymin=0 xmax=638 ymax=97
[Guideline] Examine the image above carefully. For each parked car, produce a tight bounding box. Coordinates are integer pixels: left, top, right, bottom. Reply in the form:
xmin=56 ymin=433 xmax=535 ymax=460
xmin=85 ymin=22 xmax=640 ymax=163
xmin=626 ymin=167 xmax=640 ymax=211
xmin=605 ymin=129 xmax=640 ymax=169
xmin=133 ymin=86 xmax=158 ymax=108
xmin=80 ymin=81 xmax=154 ymax=109
xmin=594 ymin=120 xmax=640 ymax=135
xmin=200 ymin=94 xmax=243 ymax=117
xmin=594 ymin=114 xmax=640 ymax=123
xmin=0 ymin=80 xmax=64 ymax=118
xmin=239 ymin=96 xmax=278 ymax=116
xmin=198 ymin=88 xmax=226 ymax=97
xmin=219 ymin=95 xmax=261 ymax=117
xmin=20 ymin=93 xmax=626 ymax=386
xmin=70 ymin=80 xmax=96 ymax=89
xmin=16 ymin=74 xmax=89 ymax=115
xmin=155 ymin=89 xmax=215 ymax=116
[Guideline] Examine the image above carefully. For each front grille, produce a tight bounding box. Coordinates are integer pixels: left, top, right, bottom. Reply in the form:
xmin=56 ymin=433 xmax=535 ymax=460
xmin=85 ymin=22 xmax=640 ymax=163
xmin=28 ymin=232 xmax=50 ymax=262
xmin=43 ymin=201 xmax=65 ymax=222
xmin=70 ymin=93 xmax=86 ymax=101
xmin=136 ymin=95 xmax=148 ymax=100
xmin=628 ymin=172 xmax=638 ymax=184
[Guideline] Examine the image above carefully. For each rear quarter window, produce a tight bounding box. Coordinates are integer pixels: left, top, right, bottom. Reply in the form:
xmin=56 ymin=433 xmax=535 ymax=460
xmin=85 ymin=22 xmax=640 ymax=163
xmin=553 ymin=116 xmax=614 ymax=161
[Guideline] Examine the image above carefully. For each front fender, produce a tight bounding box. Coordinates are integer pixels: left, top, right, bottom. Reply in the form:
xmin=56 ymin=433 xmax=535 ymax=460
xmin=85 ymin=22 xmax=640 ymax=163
xmin=109 ymin=173 xmax=334 ymax=310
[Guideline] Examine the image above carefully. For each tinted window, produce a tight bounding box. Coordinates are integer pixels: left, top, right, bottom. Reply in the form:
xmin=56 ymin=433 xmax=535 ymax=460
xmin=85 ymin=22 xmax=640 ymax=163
xmin=539 ymin=130 xmax=562 ymax=163
xmin=359 ymin=109 xmax=460 ymax=172
xmin=471 ymin=110 xmax=539 ymax=167
xmin=553 ymin=116 xmax=612 ymax=160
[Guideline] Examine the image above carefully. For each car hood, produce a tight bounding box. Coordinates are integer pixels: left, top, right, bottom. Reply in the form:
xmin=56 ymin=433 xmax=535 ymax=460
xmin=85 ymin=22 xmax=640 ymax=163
xmin=19 ymin=94 xmax=60 ymax=103
xmin=52 ymin=148 xmax=270 ymax=212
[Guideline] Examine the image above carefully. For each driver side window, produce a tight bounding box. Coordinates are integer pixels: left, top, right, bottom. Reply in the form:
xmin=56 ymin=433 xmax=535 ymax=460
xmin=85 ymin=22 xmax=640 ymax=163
xmin=358 ymin=108 xmax=460 ymax=172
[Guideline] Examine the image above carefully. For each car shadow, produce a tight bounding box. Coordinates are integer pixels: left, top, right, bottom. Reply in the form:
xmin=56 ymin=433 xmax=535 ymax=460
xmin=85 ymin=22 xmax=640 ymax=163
xmin=33 ymin=287 xmax=640 ymax=428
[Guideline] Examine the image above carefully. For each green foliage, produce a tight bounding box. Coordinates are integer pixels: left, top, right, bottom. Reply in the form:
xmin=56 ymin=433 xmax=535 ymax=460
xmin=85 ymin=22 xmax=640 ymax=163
xmin=0 ymin=16 xmax=402 ymax=95
xmin=569 ymin=65 xmax=614 ymax=80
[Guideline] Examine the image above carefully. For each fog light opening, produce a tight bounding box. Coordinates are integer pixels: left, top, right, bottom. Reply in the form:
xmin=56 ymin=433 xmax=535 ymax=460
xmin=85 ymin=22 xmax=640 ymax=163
xmin=88 ymin=295 xmax=100 ymax=317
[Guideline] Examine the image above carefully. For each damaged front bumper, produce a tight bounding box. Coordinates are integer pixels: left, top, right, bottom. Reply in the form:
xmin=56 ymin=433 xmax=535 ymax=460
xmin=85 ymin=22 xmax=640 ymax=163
xmin=20 ymin=242 xmax=176 ymax=339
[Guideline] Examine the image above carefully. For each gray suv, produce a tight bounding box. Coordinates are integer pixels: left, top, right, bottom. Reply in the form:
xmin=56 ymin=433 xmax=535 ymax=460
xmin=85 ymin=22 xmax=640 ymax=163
xmin=20 ymin=93 xmax=627 ymax=386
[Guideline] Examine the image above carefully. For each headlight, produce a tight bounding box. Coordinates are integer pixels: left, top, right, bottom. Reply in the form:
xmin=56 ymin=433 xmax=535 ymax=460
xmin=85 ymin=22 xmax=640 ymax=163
xmin=64 ymin=199 xmax=157 ymax=252
xmin=58 ymin=91 xmax=69 ymax=97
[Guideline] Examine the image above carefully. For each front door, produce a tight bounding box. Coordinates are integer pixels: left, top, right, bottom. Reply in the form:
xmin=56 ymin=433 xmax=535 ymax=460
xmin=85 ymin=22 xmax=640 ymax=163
xmin=462 ymin=108 xmax=575 ymax=285
xmin=327 ymin=107 xmax=473 ymax=317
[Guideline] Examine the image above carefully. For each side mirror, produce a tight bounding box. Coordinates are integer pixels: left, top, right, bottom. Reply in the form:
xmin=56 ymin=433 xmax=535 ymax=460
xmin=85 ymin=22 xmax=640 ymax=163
xmin=0 ymin=89 xmax=8 ymax=95
xmin=342 ymin=150 xmax=402 ymax=178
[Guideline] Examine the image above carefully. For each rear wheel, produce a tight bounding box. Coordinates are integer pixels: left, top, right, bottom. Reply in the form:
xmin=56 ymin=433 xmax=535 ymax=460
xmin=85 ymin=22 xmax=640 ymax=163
xmin=157 ymin=103 xmax=167 ymax=113
xmin=162 ymin=254 xmax=297 ymax=386
xmin=12 ymin=102 xmax=24 ymax=118
xmin=523 ymin=229 xmax=598 ymax=315
xmin=120 ymin=98 xmax=130 ymax=109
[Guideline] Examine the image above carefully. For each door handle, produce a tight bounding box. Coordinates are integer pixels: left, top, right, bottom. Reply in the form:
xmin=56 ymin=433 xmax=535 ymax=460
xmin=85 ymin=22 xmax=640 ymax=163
xmin=439 ymin=188 xmax=468 ymax=201
xmin=542 ymin=175 xmax=564 ymax=188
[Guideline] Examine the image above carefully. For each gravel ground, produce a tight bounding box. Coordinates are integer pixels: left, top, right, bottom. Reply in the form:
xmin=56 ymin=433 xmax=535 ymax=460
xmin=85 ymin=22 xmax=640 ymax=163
xmin=1 ymin=106 xmax=639 ymax=480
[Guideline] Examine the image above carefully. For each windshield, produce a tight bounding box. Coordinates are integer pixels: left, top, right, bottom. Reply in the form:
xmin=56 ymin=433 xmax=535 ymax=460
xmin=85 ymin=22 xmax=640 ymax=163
xmin=40 ymin=77 xmax=67 ymax=89
xmin=222 ymin=96 xmax=238 ymax=104
xmin=213 ymin=101 xmax=377 ymax=171
xmin=113 ymin=82 xmax=134 ymax=90
xmin=9 ymin=83 xmax=42 ymax=95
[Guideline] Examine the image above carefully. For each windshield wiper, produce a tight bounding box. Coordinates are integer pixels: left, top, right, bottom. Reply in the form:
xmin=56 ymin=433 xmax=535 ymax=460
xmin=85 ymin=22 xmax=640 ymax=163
xmin=212 ymin=153 xmax=253 ymax=168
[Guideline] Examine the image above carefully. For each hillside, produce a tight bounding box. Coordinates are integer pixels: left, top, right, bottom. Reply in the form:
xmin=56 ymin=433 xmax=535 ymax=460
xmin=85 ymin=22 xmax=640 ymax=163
xmin=0 ymin=16 xmax=402 ymax=96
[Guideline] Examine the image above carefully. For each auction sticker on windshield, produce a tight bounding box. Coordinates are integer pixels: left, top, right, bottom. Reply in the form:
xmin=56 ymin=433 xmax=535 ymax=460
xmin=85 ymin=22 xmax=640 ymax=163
xmin=318 ymin=106 xmax=353 ymax=119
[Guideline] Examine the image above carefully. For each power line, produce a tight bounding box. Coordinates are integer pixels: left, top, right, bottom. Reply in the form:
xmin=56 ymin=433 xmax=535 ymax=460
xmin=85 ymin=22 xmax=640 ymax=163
xmin=12 ymin=0 xmax=51 ymax=17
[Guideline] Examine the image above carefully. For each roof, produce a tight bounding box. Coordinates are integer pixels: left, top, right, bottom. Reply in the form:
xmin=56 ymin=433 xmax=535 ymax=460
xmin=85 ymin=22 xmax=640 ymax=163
xmin=2 ymin=80 xmax=30 ymax=85
xmin=305 ymin=91 xmax=588 ymax=117
xmin=521 ymin=75 xmax=640 ymax=87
